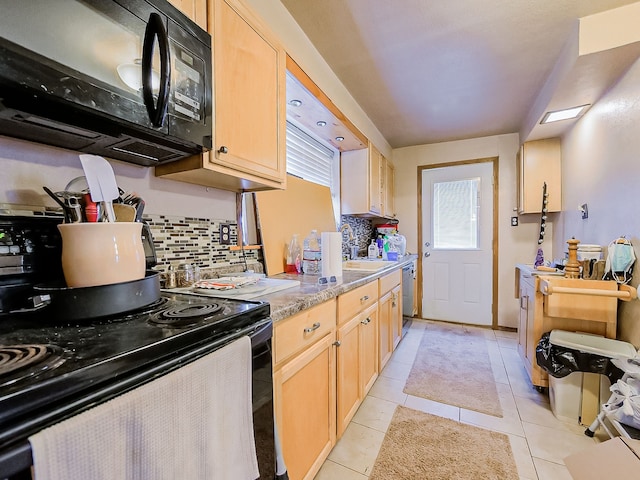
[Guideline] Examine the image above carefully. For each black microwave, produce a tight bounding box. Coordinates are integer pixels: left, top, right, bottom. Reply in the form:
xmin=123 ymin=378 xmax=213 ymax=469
xmin=0 ymin=0 xmax=212 ymax=166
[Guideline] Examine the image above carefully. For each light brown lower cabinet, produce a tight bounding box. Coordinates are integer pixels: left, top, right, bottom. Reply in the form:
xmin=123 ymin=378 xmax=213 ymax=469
xmin=378 ymin=270 xmax=402 ymax=370
xmin=273 ymin=300 xmax=337 ymax=480
xmin=273 ymin=272 xmax=406 ymax=479
xmin=336 ymin=302 xmax=378 ymax=437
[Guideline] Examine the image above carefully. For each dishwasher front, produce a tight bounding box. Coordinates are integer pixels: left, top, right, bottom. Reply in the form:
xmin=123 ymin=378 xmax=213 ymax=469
xmin=401 ymin=262 xmax=415 ymax=334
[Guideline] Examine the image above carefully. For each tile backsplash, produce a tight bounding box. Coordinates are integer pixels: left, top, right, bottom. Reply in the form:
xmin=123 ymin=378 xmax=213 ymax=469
xmin=340 ymin=215 xmax=374 ymax=257
xmin=144 ymin=214 xmax=261 ymax=274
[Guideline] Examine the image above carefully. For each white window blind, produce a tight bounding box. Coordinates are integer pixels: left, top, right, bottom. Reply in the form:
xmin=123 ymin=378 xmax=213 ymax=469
xmin=286 ymin=120 xmax=335 ymax=187
xmin=432 ymin=178 xmax=480 ymax=249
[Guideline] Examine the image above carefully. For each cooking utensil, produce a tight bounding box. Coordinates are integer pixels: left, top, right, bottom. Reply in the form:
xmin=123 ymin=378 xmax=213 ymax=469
xmin=82 ymin=193 xmax=100 ymax=222
xmin=79 ymin=154 xmax=119 ymax=222
xmin=122 ymin=193 xmax=146 ymax=222
xmin=66 ymin=196 xmax=83 ymax=223
xmin=43 ymin=186 xmax=74 ymax=223
xmin=113 ymin=204 xmax=136 ymax=222
xmin=32 ymin=271 xmax=160 ymax=322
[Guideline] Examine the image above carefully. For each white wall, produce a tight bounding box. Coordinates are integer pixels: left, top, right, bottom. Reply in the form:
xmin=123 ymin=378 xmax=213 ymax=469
xmin=0 ymin=136 xmax=237 ymax=220
xmin=392 ymin=133 xmax=545 ymax=329
xmin=553 ymin=57 xmax=640 ymax=346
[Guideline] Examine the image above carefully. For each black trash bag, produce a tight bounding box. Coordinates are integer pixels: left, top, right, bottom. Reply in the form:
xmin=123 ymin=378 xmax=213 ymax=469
xmin=535 ymin=332 xmax=625 ymax=383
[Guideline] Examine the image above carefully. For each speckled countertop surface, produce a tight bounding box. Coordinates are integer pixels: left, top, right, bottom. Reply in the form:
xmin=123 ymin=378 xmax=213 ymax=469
xmin=254 ymin=255 xmax=418 ymax=322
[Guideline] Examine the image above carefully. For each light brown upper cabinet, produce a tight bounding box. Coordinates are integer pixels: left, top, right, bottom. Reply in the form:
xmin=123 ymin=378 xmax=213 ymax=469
xmin=341 ymin=142 xmax=389 ymax=217
xmin=167 ymin=0 xmax=207 ymax=29
xmin=381 ymin=156 xmax=395 ymax=219
xmin=517 ymin=138 xmax=562 ymax=214
xmin=156 ymin=0 xmax=287 ymax=192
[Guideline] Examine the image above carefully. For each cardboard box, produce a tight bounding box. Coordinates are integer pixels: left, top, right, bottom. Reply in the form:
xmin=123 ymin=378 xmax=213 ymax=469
xmin=564 ymin=437 xmax=640 ymax=479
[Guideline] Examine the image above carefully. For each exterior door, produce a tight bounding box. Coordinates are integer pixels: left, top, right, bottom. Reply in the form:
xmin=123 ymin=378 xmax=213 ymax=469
xmin=420 ymin=161 xmax=495 ymax=326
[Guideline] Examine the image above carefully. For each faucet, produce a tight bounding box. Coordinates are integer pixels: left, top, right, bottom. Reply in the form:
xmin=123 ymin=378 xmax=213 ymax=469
xmin=339 ymin=223 xmax=358 ymax=259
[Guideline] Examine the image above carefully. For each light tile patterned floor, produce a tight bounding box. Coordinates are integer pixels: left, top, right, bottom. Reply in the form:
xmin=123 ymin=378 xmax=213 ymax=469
xmin=314 ymin=319 xmax=606 ymax=480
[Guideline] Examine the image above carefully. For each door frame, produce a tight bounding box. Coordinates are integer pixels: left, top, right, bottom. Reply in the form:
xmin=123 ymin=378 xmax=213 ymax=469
xmin=417 ymin=157 xmax=499 ymax=328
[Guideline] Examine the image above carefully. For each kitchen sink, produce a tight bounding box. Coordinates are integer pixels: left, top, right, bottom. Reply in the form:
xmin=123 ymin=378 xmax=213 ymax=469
xmin=342 ymin=259 xmax=397 ymax=272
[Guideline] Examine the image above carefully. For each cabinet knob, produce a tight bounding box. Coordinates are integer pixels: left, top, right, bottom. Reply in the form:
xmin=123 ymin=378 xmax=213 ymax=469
xmin=361 ymin=317 xmax=371 ymax=325
xmin=360 ymin=295 xmax=369 ymax=303
xmin=332 ymin=340 xmax=341 ymax=347
xmin=303 ymin=322 xmax=321 ymax=333
xmin=218 ymin=145 xmax=228 ymax=154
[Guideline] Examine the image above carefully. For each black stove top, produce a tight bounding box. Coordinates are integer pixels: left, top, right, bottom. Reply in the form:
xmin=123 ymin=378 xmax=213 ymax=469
xmin=0 ymin=290 xmax=270 ymax=451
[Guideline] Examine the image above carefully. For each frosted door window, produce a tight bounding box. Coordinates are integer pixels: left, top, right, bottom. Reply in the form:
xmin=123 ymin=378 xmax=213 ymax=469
xmin=433 ymin=178 xmax=480 ymax=249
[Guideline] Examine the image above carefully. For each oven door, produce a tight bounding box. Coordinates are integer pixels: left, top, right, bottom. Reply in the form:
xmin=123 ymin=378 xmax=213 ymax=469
xmin=0 ymin=319 xmax=281 ymax=480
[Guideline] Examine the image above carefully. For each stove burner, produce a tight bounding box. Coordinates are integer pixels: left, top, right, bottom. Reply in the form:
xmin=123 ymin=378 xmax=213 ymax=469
xmin=0 ymin=344 xmax=65 ymax=386
xmin=149 ymin=303 xmax=223 ymax=327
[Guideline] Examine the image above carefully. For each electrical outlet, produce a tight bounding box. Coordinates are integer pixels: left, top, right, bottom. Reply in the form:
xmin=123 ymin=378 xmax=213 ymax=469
xmin=580 ymin=203 xmax=588 ymax=219
xmin=511 ymin=216 xmax=518 ymax=226
xmin=219 ymin=223 xmax=231 ymax=245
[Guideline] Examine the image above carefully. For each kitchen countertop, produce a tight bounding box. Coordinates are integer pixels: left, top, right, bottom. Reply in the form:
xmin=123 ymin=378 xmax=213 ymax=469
xmin=255 ymin=255 xmax=418 ymax=322
xmin=515 ymin=263 xmax=564 ymax=276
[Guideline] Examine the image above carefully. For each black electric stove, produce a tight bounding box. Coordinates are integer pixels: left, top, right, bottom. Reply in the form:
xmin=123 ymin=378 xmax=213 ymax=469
xmin=0 ymin=292 xmax=270 ymax=439
xmin=0 ymin=207 xmax=282 ymax=479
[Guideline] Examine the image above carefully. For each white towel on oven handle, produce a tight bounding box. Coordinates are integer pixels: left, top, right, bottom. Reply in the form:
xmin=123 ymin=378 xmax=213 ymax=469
xmin=29 ymin=335 xmax=259 ymax=480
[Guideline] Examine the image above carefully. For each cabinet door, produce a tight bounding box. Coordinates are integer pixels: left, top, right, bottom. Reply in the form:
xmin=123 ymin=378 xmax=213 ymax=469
xmin=369 ymin=144 xmax=382 ymax=215
xmin=212 ymin=0 xmax=286 ymax=184
xmin=383 ymin=158 xmax=395 ymax=219
xmin=336 ymin=315 xmax=361 ymax=437
xmin=360 ymin=304 xmax=378 ymax=395
xmin=167 ymin=0 xmax=207 ymax=29
xmin=378 ymin=291 xmax=393 ymax=371
xmin=336 ymin=303 xmax=378 ymax=438
xmin=517 ymin=138 xmax=561 ymax=214
xmin=390 ymin=284 xmax=402 ymax=349
xmin=517 ymin=274 xmax=535 ymax=381
xmin=340 ymin=144 xmax=384 ymax=216
xmin=274 ymin=333 xmax=336 ymax=480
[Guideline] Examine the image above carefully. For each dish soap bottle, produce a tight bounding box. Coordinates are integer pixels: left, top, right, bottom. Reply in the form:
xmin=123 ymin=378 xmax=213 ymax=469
xmin=302 ymin=230 xmax=321 ymax=274
xmin=368 ymin=239 xmax=378 ymax=259
xmin=285 ymin=234 xmax=302 ymax=274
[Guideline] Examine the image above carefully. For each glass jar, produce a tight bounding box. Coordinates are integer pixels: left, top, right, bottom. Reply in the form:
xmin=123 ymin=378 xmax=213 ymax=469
xmin=177 ymin=263 xmax=195 ymax=287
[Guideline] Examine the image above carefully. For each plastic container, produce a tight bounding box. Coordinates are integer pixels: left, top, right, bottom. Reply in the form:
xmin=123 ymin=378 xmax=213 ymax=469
xmin=286 ymin=234 xmax=302 ymax=274
xmin=368 ymin=240 xmax=378 ymax=259
xmin=302 ymin=230 xmax=321 ymax=274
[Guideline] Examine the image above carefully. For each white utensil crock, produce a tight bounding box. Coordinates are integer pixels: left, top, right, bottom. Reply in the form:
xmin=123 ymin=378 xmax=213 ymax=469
xmin=58 ymin=222 xmax=145 ymax=288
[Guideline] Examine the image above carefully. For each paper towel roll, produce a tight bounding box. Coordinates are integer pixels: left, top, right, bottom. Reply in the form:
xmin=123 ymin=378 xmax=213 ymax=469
xmin=321 ymin=232 xmax=342 ymax=278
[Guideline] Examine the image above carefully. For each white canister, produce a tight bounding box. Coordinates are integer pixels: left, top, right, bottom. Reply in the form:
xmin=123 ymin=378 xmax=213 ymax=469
xmin=58 ymin=222 xmax=146 ymax=288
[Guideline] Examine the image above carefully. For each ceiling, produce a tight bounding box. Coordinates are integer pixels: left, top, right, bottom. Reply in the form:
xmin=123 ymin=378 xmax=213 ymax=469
xmin=280 ymin=0 xmax=640 ymax=148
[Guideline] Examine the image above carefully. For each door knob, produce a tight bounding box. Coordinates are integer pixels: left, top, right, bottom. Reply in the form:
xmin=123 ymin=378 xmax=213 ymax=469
xmin=424 ymin=252 xmax=431 ymax=258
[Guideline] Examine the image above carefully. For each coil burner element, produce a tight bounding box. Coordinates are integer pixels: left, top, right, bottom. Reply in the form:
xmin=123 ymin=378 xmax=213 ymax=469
xmin=0 ymin=344 xmax=66 ymax=387
xmin=149 ymin=303 xmax=224 ymax=327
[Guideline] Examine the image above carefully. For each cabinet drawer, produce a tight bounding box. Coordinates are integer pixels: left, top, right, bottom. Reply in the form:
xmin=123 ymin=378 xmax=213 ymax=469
xmin=274 ymin=299 xmax=336 ymax=366
xmin=379 ymin=269 xmax=401 ymax=296
xmin=337 ymin=281 xmax=378 ymax=325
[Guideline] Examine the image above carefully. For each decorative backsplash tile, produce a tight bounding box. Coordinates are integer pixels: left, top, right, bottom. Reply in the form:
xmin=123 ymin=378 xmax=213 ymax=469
xmin=340 ymin=215 xmax=374 ymax=257
xmin=144 ymin=214 xmax=261 ymax=274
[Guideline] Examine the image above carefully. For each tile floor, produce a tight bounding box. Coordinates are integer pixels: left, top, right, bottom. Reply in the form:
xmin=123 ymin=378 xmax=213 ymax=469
xmin=314 ymin=319 xmax=609 ymax=480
